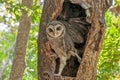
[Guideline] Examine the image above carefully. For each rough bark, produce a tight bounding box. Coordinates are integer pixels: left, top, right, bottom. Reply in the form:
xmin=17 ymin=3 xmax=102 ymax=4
xmin=9 ymin=0 xmax=33 ymax=80
xmin=38 ymin=0 xmax=112 ymax=80
xmin=38 ymin=0 xmax=64 ymax=80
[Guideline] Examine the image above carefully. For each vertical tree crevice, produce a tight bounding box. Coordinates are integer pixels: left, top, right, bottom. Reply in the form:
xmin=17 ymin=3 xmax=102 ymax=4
xmin=55 ymin=0 xmax=91 ymax=77
xmin=38 ymin=0 xmax=111 ymax=80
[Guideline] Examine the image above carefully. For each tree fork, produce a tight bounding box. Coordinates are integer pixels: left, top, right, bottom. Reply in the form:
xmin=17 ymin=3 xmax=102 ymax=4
xmin=38 ymin=0 xmax=111 ymax=80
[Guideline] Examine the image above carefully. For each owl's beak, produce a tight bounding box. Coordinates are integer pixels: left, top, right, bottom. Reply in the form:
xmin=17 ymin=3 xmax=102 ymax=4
xmin=54 ymin=33 xmax=57 ymax=37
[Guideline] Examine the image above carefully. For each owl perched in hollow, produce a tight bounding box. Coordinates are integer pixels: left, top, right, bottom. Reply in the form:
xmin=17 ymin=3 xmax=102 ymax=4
xmin=46 ymin=20 xmax=83 ymax=76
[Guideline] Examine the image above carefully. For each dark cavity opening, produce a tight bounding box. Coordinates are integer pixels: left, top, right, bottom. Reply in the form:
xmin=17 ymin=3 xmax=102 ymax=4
xmin=57 ymin=0 xmax=86 ymax=21
xmin=55 ymin=0 xmax=90 ymax=77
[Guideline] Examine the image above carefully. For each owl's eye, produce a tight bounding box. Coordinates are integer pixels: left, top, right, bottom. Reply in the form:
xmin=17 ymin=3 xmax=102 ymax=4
xmin=56 ymin=27 xmax=61 ymax=31
xmin=48 ymin=28 xmax=53 ymax=32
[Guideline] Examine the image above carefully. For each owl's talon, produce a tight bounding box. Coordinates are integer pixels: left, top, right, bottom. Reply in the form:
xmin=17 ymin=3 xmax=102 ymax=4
xmin=54 ymin=74 xmax=61 ymax=76
xmin=75 ymin=54 xmax=81 ymax=63
xmin=77 ymin=58 xmax=81 ymax=63
xmin=50 ymin=54 xmax=58 ymax=59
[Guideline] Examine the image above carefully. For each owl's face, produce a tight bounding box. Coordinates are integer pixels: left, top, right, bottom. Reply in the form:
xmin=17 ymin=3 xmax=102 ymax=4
xmin=46 ymin=21 xmax=65 ymax=39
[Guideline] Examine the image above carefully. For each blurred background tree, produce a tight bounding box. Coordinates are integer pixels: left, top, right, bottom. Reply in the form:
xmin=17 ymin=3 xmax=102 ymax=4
xmin=0 ymin=0 xmax=119 ymax=80
xmin=0 ymin=0 xmax=42 ymax=80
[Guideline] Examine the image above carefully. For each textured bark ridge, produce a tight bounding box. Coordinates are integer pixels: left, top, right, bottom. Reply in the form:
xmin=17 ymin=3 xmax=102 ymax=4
xmin=38 ymin=0 xmax=112 ymax=80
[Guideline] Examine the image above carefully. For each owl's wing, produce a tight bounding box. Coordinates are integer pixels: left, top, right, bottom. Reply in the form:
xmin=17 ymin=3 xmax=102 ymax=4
xmin=60 ymin=19 xmax=89 ymax=43
xmin=67 ymin=24 xmax=84 ymax=43
xmin=67 ymin=18 xmax=90 ymax=43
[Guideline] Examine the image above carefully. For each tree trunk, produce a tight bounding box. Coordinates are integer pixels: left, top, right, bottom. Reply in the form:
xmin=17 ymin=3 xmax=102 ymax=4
xmin=38 ymin=0 xmax=112 ymax=80
xmin=9 ymin=0 xmax=33 ymax=80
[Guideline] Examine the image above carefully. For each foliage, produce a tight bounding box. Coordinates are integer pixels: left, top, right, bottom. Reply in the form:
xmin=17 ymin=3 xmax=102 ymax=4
xmin=97 ymin=12 xmax=120 ymax=80
xmin=22 ymin=24 xmax=38 ymax=80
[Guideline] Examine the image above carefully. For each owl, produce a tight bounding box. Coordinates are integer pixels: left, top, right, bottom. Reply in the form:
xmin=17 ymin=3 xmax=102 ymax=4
xmin=46 ymin=20 xmax=82 ymax=76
